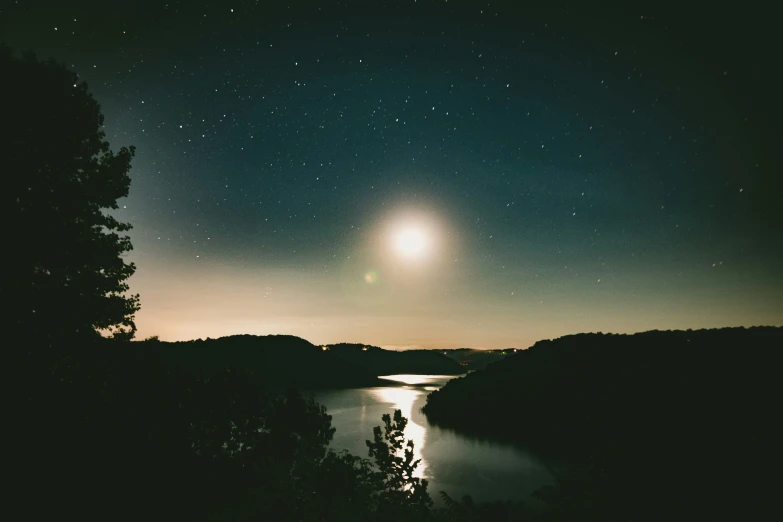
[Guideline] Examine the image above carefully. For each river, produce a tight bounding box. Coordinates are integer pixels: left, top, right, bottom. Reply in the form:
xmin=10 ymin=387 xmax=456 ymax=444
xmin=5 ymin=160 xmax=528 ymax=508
xmin=312 ymin=374 xmax=552 ymax=504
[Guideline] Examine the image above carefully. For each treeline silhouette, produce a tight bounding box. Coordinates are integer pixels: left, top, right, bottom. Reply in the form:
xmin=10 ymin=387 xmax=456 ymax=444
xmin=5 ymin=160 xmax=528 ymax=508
xmin=433 ymin=348 xmax=512 ymax=370
xmin=137 ymin=336 xmax=464 ymax=389
xmin=326 ymin=343 xmax=465 ymax=376
xmin=140 ymin=335 xmax=381 ymax=388
xmin=424 ymin=327 xmax=783 ymax=521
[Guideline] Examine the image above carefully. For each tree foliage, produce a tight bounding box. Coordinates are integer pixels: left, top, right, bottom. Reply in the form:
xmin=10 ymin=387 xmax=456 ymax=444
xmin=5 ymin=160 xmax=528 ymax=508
xmin=366 ymin=410 xmax=433 ymax=514
xmin=2 ymin=45 xmax=139 ymax=343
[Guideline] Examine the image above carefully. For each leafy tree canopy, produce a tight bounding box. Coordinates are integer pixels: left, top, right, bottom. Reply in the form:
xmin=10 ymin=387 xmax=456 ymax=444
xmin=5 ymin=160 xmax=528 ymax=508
xmin=2 ymin=45 xmax=139 ymax=343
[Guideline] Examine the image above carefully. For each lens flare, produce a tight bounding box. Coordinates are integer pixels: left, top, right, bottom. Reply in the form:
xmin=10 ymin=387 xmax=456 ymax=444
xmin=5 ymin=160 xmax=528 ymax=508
xmin=364 ymin=270 xmax=378 ymax=283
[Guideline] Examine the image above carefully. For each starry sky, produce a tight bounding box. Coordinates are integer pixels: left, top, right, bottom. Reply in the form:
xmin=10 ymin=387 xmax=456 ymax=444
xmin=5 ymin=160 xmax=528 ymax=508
xmin=3 ymin=1 xmax=781 ymax=348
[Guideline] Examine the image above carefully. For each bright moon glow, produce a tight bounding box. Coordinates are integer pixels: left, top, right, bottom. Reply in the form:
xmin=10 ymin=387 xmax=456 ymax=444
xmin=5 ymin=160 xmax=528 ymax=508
xmin=394 ymin=227 xmax=428 ymax=259
xmin=383 ymin=210 xmax=444 ymax=265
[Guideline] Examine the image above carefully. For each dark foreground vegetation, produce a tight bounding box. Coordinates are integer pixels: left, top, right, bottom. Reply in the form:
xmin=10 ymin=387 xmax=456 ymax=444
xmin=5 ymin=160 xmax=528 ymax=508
xmin=18 ymin=329 xmax=783 ymax=521
xmin=15 ymin=336 xmax=563 ymax=521
xmin=15 ymin=339 xmax=440 ymax=521
xmin=425 ymin=327 xmax=783 ymax=521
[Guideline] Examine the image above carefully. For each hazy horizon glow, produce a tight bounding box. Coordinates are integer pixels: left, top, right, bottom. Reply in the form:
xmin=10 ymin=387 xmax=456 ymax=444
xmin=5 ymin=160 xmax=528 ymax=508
xmin=128 ymin=256 xmax=782 ymax=348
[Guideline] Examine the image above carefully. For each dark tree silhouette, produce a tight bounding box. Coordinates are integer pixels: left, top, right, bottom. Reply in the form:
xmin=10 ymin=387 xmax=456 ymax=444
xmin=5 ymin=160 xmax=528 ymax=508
xmin=2 ymin=45 xmax=139 ymax=344
xmin=301 ymin=408 xmax=434 ymax=522
xmin=366 ymin=410 xmax=432 ymax=507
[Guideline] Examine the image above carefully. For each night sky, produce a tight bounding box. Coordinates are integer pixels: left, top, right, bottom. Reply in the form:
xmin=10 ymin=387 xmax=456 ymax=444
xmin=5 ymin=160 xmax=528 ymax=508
xmin=3 ymin=1 xmax=781 ymax=348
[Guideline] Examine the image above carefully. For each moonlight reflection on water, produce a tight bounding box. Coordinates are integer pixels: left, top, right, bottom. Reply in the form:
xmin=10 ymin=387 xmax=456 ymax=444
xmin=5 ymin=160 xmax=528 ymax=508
xmin=313 ymin=374 xmax=553 ymax=503
xmin=371 ymin=384 xmax=429 ymax=479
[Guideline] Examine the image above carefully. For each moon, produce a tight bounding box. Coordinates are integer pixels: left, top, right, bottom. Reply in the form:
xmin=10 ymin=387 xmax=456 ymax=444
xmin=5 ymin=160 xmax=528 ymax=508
xmin=393 ymin=227 xmax=428 ymax=259
xmin=380 ymin=208 xmax=447 ymax=266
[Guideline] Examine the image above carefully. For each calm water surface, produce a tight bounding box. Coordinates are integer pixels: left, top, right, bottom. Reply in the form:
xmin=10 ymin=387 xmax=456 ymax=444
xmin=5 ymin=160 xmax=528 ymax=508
xmin=313 ymin=374 xmax=552 ymax=503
